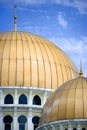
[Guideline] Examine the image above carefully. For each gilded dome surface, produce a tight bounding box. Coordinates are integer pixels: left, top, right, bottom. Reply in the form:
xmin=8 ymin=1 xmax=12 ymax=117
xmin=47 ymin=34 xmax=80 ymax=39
xmin=0 ymin=32 xmax=78 ymax=89
xmin=39 ymin=76 xmax=87 ymax=125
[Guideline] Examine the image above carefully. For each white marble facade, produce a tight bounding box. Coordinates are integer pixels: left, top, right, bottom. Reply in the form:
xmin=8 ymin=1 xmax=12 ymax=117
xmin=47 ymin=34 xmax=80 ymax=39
xmin=0 ymin=86 xmax=53 ymax=130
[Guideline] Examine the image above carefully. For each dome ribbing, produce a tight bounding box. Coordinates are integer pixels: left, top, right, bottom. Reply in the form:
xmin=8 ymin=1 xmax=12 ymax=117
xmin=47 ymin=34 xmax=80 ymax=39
xmin=0 ymin=32 xmax=78 ymax=89
xmin=39 ymin=76 xmax=87 ymax=125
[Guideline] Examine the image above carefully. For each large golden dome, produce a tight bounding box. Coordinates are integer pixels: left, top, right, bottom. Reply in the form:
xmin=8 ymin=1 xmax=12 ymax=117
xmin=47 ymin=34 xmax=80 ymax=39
xmin=39 ymin=75 xmax=87 ymax=125
xmin=0 ymin=32 xmax=78 ymax=89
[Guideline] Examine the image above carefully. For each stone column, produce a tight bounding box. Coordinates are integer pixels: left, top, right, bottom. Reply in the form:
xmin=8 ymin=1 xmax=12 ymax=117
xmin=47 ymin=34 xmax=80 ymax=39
xmin=68 ymin=122 xmax=72 ymax=130
xmin=43 ymin=91 xmax=47 ymax=105
xmin=0 ymin=108 xmax=2 ymax=130
xmin=77 ymin=122 xmax=80 ymax=130
xmin=59 ymin=123 xmax=63 ymax=130
xmin=14 ymin=89 xmax=17 ymax=104
xmin=0 ymin=90 xmax=3 ymax=105
xmin=28 ymin=90 xmax=32 ymax=106
xmin=13 ymin=107 xmax=17 ymax=130
xmin=28 ymin=108 xmax=33 ymax=130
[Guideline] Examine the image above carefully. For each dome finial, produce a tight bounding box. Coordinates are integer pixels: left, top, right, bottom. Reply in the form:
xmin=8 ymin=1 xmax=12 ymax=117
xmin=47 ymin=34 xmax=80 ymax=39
xmin=14 ymin=5 xmax=17 ymax=31
xmin=79 ymin=59 xmax=83 ymax=77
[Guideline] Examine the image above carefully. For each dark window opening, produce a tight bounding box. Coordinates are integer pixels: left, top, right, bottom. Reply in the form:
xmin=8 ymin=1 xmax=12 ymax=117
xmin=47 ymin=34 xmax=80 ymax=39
xmin=32 ymin=116 xmax=40 ymax=130
xmin=3 ymin=115 xmax=13 ymax=130
xmin=3 ymin=115 xmax=13 ymax=123
xmin=18 ymin=115 xmax=27 ymax=130
xmin=18 ymin=115 xmax=27 ymax=124
xmin=82 ymin=128 xmax=86 ymax=130
xmin=4 ymin=94 xmax=13 ymax=104
xmin=5 ymin=124 xmax=11 ymax=130
xmin=19 ymin=94 xmax=27 ymax=104
xmin=73 ymin=128 xmax=77 ymax=130
xmin=19 ymin=124 xmax=25 ymax=130
xmin=34 ymin=125 xmax=38 ymax=130
xmin=33 ymin=95 xmax=41 ymax=105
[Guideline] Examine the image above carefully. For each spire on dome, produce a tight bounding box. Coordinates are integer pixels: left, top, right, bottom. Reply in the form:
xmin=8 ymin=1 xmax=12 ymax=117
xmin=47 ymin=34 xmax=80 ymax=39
xmin=79 ymin=60 xmax=83 ymax=77
xmin=14 ymin=5 xmax=17 ymax=31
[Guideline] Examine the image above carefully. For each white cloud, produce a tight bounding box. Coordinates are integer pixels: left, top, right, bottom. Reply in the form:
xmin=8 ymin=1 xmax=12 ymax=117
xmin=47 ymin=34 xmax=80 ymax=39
xmin=29 ymin=9 xmax=48 ymax=13
xmin=55 ymin=0 xmax=87 ymax=14
xmin=1 ymin=0 xmax=87 ymax=14
xmin=57 ymin=14 xmax=68 ymax=28
xmin=15 ymin=0 xmax=48 ymax=4
xmin=18 ymin=0 xmax=87 ymax=14
xmin=50 ymin=36 xmax=87 ymax=76
xmin=17 ymin=7 xmax=48 ymax=13
xmin=17 ymin=6 xmax=29 ymax=11
xmin=71 ymin=0 xmax=87 ymax=14
xmin=18 ymin=24 xmax=49 ymax=33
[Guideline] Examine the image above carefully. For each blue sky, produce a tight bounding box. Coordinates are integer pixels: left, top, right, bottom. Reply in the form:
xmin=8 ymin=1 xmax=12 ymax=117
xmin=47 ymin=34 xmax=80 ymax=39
xmin=0 ymin=0 xmax=87 ymax=76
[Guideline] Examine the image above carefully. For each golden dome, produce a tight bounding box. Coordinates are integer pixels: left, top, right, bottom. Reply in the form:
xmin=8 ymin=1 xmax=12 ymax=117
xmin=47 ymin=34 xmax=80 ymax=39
xmin=0 ymin=32 xmax=78 ymax=89
xmin=39 ymin=76 xmax=87 ymax=125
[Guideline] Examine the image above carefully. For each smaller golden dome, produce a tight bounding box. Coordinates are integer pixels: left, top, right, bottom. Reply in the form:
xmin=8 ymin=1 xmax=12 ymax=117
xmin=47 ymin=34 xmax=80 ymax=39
xmin=39 ymin=76 xmax=87 ymax=125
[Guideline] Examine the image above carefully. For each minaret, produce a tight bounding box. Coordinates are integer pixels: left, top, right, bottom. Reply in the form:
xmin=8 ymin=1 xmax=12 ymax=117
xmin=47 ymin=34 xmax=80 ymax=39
xmin=79 ymin=60 xmax=83 ymax=77
xmin=14 ymin=5 xmax=17 ymax=31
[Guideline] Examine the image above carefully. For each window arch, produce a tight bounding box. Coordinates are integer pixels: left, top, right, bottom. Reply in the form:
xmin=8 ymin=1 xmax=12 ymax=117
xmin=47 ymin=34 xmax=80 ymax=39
xmin=19 ymin=94 xmax=27 ymax=104
xmin=4 ymin=94 xmax=13 ymax=104
xmin=33 ymin=95 xmax=41 ymax=105
xmin=3 ymin=115 xmax=13 ymax=130
xmin=32 ymin=116 xmax=40 ymax=130
xmin=18 ymin=115 xmax=27 ymax=130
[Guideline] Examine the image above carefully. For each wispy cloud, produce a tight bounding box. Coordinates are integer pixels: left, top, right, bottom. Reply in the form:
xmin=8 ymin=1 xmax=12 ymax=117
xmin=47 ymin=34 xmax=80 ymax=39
xmin=55 ymin=0 xmax=87 ymax=14
xmin=17 ymin=6 xmax=29 ymax=11
xmin=17 ymin=7 xmax=48 ymax=13
xmin=50 ymin=36 xmax=87 ymax=76
xmin=57 ymin=13 xmax=68 ymax=29
xmin=17 ymin=0 xmax=87 ymax=14
xmin=18 ymin=23 xmax=49 ymax=34
xmin=1 ymin=0 xmax=87 ymax=14
xmin=28 ymin=9 xmax=48 ymax=13
xmin=15 ymin=0 xmax=48 ymax=4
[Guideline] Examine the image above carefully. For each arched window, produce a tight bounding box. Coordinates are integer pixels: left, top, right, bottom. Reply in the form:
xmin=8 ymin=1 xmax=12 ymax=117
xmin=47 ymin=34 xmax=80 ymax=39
xmin=33 ymin=95 xmax=41 ymax=105
xmin=3 ymin=115 xmax=13 ymax=130
xmin=82 ymin=128 xmax=86 ymax=130
xmin=32 ymin=116 xmax=40 ymax=130
xmin=18 ymin=115 xmax=27 ymax=130
xmin=19 ymin=94 xmax=27 ymax=104
xmin=4 ymin=94 xmax=13 ymax=104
